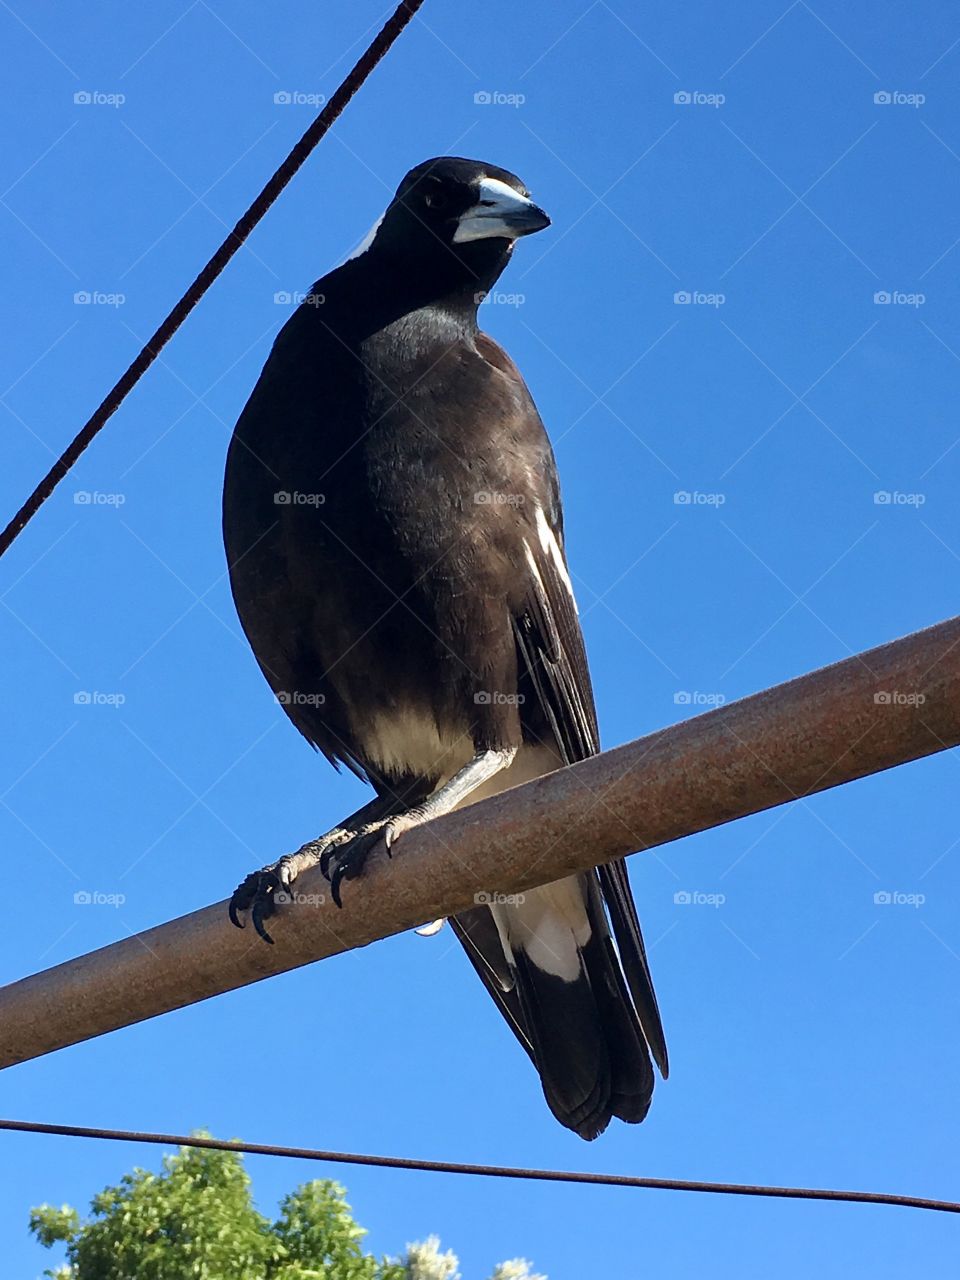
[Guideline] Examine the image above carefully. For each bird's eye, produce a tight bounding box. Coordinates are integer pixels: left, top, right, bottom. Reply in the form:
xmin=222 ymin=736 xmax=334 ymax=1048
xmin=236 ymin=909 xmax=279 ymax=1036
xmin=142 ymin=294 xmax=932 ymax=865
xmin=425 ymin=191 xmax=447 ymax=210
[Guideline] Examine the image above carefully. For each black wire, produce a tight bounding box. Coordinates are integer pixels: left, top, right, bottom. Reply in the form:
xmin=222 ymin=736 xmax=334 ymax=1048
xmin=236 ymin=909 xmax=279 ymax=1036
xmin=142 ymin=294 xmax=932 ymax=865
xmin=0 ymin=0 xmax=426 ymax=561
xmin=1 ymin=1119 xmax=956 ymax=1215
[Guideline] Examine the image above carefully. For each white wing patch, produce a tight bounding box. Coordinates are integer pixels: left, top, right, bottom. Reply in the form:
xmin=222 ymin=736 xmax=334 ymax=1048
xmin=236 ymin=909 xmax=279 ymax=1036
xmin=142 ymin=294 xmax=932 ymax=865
xmin=534 ymin=505 xmax=577 ymax=609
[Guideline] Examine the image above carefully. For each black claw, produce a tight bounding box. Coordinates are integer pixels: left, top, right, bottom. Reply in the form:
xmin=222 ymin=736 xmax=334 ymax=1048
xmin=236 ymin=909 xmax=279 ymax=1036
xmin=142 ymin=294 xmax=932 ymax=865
xmin=227 ymin=869 xmax=282 ymax=943
xmin=251 ymin=897 xmax=276 ymax=944
xmin=330 ymin=862 xmax=346 ymax=909
xmin=326 ymin=828 xmax=385 ymax=908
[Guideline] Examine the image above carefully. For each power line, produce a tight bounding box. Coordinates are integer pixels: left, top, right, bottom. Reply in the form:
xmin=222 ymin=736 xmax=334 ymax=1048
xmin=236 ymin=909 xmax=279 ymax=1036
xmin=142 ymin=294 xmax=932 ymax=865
xmin=0 ymin=0 xmax=426 ymax=562
xmin=1 ymin=1119 xmax=956 ymax=1215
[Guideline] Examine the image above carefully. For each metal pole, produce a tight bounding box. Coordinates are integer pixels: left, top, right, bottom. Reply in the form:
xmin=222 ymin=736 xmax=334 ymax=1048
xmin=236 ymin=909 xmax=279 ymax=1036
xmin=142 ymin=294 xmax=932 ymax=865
xmin=1 ymin=615 xmax=958 ymax=1070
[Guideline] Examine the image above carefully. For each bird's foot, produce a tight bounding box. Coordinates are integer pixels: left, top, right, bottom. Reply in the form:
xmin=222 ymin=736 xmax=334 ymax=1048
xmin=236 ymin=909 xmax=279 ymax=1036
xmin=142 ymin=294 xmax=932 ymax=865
xmin=228 ymin=837 xmax=330 ymax=944
xmin=381 ymin=804 xmax=433 ymax=852
xmin=322 ymin=819 xmax=393 ymax=909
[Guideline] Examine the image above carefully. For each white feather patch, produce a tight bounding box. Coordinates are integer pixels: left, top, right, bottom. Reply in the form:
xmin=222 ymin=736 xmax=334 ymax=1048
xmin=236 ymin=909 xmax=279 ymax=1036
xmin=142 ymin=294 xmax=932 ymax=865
xmin=534 ymin=505 xmax=576 ymax=604
xmin=361 ymin=708 xmax=471 ymax=779
xmin=491 ymin=880 xmax=592 ymax=983
xmin=344 ymin=211 xmax=385 ymax=262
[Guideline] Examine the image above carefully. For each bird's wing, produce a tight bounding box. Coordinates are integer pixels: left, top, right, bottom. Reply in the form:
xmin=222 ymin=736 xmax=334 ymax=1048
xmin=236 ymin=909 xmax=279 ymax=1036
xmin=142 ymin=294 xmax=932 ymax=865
xmin=451 ymin=334 xmax=668 ymax=1128
xmin=511 ymin=465 xmax=669 ymax=1081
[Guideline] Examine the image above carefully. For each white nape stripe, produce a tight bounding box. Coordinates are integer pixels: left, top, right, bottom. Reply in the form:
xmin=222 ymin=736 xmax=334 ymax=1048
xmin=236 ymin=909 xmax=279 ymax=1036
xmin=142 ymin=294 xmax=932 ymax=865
xmin=344 ymin=210 xmax=385 ymax=262
xmin=534 ymin=506 xmax=577 ymax=608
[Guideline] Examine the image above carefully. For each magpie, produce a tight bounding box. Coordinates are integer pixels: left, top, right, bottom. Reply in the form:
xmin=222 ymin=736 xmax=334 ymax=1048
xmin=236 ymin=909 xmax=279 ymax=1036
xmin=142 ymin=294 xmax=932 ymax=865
xmin=223 ymin=156 xmax=668 ymax=1139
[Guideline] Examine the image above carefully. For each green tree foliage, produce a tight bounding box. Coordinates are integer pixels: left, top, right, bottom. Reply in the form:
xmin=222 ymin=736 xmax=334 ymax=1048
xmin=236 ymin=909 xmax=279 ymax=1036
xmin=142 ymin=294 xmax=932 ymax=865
xmin=29 ymin=1137 xmax=545 ymax=1280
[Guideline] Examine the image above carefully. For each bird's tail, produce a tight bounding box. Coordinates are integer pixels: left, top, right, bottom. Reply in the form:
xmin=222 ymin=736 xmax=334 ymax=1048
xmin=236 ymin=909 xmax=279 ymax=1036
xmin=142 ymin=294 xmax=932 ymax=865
xmin=455 ymin=870 xmax=666 ymax=1140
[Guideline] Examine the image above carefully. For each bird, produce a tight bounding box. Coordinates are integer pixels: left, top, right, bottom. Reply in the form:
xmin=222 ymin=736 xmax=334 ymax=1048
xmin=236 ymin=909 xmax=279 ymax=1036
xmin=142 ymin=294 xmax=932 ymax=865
xmin=223 ymin=156 xmax=668 ymax=1139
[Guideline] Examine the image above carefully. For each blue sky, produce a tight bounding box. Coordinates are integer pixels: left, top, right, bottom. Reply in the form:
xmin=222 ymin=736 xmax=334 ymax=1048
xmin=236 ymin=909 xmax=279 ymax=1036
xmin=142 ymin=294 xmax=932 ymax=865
xmin=3 ymin=1 xmax=960 ymax=1275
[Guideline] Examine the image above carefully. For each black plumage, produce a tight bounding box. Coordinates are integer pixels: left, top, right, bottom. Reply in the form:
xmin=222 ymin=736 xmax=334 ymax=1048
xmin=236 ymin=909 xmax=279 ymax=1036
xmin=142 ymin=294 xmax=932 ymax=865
xmin=223 ymin=156 xmax=667 ymax=1139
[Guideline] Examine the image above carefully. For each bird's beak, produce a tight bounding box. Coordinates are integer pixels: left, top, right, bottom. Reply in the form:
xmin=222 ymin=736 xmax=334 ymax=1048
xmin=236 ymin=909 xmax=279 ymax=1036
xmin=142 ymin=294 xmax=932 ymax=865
xmin=453 ymin=177 xmax=551 ymax=244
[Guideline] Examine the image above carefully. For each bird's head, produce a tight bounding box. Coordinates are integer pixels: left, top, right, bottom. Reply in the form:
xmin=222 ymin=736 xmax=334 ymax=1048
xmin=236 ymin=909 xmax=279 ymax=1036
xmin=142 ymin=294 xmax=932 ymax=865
xmin=347 ymin=156 xmax=550 ymax=306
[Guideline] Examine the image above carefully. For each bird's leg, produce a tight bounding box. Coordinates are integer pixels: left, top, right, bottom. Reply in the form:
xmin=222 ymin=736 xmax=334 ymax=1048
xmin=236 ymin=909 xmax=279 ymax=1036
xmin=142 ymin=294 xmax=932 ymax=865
xmin=229 ymin=794 xmax=399 ymax=943
xmin=324 ymin=748 xmax=516 ymax=910
xmin=382 ymin=746 xmax=518 ymax=852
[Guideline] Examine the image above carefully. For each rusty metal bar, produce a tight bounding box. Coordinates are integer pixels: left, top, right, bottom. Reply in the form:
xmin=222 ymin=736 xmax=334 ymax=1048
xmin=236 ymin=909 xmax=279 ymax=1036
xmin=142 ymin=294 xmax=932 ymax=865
xmin=1 ymin=615 xmax=958 ymax=1070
